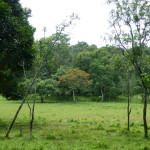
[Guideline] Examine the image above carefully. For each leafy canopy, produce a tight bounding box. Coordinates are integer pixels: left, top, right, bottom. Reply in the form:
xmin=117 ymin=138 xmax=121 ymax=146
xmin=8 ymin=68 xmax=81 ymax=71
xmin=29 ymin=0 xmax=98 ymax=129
xmin=59 ymin=69 xmax=92 ymax=90
xmin=0 ymin=0 xmax=35 ymax=99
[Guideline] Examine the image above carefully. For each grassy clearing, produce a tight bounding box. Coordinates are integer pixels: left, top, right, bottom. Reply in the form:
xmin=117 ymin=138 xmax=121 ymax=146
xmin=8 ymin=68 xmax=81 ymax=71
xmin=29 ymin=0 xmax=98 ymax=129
xmin=0 ymin=96 xmax=150 ymax=150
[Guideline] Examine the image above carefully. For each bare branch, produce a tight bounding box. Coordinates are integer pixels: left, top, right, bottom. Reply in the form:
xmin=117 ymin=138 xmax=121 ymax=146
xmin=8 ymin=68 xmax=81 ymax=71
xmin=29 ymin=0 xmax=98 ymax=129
xmin=113 ymin=24 xmax=128 ymax=51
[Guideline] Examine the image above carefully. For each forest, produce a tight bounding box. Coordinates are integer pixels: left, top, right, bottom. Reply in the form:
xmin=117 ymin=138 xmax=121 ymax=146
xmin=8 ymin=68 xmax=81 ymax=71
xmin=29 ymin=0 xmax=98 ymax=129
xmin=0 ymin=0 xmax=150 ymax=149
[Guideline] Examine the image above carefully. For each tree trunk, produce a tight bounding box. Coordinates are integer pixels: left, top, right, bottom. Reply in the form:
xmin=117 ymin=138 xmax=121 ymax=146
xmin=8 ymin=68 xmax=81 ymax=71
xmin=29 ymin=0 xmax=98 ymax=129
xmin=30 ymin=96 xmax=36 ymax=139
xmin=132 ymin=63 xmax=148 ymax=138
xmin=30 ymin=86 xmax=36 ymax=139
xmin=5 ymin=77 xmax=37 ymax=137
xmin=127 ymin=78 xmax=131 ymax=131
xmin=40 ymin=94 xmax=44 ymax=103
xmin=73 ymin=90 xmax=76 ymax=102
xmin=141 ymin=84 xmax=144 ymax=103
xmin=101 ymin=88 xmax=104 ymax=101
xmin=143 ymin=87 xmax=148 ymax=138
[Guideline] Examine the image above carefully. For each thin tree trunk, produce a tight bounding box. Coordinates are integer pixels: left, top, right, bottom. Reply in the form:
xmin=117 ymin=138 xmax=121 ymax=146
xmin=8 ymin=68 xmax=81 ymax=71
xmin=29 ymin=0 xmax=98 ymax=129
xmin=30 ymin=87 xmax=36 ymax=139
xmin=73 ymin=90 xmax=76 ymax=102
xmin=127 ymin=78 xmax=131 ymax=131
xmin=22 ymin=61 xmax=32 ymax=116
xmin=5 ymin=59 xmax=44 ymax=138
xmin=141 ymin=84 xmax=144 ymax=103
xmin=40 ymin=94 xmax=44 ymax=103
xmin=122 ymin=88 xmax=124 ymax=96
xmin=132 ymin=62 xmax=149 ymax=138
xmin=5 ymin=76 xmax=37 ymax=137
xmin=101 ymin=88 xmax=104 ymax=101
xmin=143 ymin=87 xmax=148 ymax=138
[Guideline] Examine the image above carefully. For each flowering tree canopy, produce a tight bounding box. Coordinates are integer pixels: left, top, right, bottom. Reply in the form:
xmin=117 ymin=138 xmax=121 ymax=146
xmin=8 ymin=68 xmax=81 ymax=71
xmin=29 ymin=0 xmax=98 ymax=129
xmin=59 ymin=69 xmax=92 ymax=90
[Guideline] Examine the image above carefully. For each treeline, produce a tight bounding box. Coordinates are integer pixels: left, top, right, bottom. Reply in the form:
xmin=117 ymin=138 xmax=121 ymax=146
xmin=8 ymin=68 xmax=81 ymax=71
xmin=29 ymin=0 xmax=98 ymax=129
xmin=0 ymin=0 xmax=150 ymax=103
xmin=3 ymin=33 xmax=150 ymax=102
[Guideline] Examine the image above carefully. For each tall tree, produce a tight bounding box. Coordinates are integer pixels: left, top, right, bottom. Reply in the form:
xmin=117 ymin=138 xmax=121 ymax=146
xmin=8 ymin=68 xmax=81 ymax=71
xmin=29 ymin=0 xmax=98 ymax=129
xmin=89 ymin=46 xmax=120 ymax=100
xmin=59 ymin=69 xmax=92 ymax=102
xmin=5 ymin=13 xmax=79 ymax=137
xmin=107 ymin=0 xmax=150 ymax=137
xmin=0 ymin=0 xmax=35 ymax=99
xmin=114 ymin=55 xmax=136 ymax=131
xmin=74 ymin=43 xmax=98 ymax=72
xmin=51 ymin=33 xmax=73 ymax=70
xmin=33 ymin=33 xmax=73 ymax=79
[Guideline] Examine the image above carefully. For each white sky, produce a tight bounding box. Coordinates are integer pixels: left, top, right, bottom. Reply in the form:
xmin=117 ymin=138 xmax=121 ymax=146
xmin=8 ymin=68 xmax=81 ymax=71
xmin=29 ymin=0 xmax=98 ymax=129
xmin=20 ymin=0 xmax=111 ymax=47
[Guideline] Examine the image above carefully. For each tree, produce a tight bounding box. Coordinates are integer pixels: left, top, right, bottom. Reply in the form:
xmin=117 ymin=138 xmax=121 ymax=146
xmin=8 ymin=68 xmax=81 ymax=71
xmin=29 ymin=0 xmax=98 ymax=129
xmin=114 ymin=54 xmax=137 ymax=131
xmin=51 ymin=33 xmax=73 ymax=70
xmin=33 ymin=33 xmax=73 ymax=79
xmin=89 ymin=46 xmax=120 ymax=101
xmin=107 ymin=0 xmax=150 ymax=137
xmin=74 ymin=43 xmax=98 ymax=72
xmin=75 ymin=50 xmax=94 ymax=72
xmin=5 ymin=13 xmax=79 ymax=137
xmin=0 ymin=0 xmax=35 ymax=99
xmin=36 ymin=78 xmax=59 ymax=103
xmin=59 ymin=69 xmax=92 ymax=102
xmin=71 ymin=41 xmax=89 ymax=53
xmin=90 ymin=60 xmax=112 ymax=101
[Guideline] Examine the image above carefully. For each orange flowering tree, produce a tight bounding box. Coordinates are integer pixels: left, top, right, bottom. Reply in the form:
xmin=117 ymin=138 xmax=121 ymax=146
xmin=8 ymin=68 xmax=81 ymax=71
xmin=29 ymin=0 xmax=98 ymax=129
xmin=59 ymin=69 xmax=92 ymax=101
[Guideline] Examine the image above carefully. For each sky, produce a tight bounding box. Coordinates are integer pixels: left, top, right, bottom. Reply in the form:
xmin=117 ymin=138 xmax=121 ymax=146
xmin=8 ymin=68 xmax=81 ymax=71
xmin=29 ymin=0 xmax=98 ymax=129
xmin=20 ymin=0 xmax=112 ymax=47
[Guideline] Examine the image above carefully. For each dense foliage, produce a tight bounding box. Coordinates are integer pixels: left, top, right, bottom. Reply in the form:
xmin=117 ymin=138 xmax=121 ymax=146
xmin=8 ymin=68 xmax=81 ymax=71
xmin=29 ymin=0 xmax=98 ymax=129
xmin=0 ymin=0 xmax=35 ymax=99
xmin=29 ymin=36 xmax=150 ymax=102
xmin=1 ymin=0 xmax=150 ymax=104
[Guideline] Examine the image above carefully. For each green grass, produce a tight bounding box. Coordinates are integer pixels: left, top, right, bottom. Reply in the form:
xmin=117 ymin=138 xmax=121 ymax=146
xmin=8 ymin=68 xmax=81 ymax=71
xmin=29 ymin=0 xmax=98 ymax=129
xmin=0 ymin=96 xmax=150 ymax=150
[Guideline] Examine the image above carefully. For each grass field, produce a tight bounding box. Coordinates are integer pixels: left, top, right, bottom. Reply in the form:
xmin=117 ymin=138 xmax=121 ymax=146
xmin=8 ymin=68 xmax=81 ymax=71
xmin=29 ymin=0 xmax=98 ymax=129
xmin=0 ymin=96 xmax=150 ymax=150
